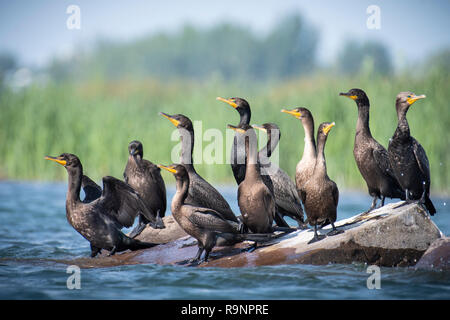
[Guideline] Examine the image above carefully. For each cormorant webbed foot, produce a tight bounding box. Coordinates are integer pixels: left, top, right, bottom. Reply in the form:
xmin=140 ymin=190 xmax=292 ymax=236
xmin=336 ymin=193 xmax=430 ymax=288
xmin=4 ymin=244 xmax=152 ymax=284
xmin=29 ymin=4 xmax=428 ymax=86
xmin=90 ymin=245 xmax=102 ymax=258
xmin=242 ymin=241 xmax=257 ymax=253
xmin=154 ymin=214 xmax=165 ymax=229
xmin=308 ymin=224 xmax=326 ymax=244
xmin=327 ymin=223 xmax=344 ymax=236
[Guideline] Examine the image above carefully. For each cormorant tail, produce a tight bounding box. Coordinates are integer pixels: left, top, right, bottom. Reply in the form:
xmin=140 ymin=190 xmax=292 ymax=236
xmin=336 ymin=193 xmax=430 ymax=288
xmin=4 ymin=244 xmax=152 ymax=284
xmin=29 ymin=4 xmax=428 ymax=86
xmin=121 ymin=236 xmax=158 ymax=251
xmin=424 ymin=195 xmax=436 ymax=216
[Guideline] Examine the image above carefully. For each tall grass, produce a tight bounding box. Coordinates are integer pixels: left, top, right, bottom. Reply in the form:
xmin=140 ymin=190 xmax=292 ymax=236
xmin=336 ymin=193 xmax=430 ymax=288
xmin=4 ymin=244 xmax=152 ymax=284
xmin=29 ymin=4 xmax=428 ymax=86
xmin=0 ymin=71 xmax=448 ymax=194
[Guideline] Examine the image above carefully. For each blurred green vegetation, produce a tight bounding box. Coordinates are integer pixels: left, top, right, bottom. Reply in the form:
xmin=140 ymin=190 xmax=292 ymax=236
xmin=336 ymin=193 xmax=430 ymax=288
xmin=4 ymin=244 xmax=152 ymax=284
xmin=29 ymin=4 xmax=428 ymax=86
xmin=0 ymin=70 xmax=448 ymax=193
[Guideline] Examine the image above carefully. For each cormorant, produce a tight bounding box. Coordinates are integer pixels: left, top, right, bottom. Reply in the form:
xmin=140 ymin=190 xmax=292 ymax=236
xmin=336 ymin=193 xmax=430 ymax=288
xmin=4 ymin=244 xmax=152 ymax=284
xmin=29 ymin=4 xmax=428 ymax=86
xmin=339 ymin=89 xmax=405 ymax=212
xmin=216 ymin=96 xmax=292 ymax=228
xmin=216 ymin=97 xmax=251 ymax=185
xmin=158 ymin=163 xmax=279 ymax=263
xmin=45 ymin=153 xmax=157 ymax=257
xmin=228 ymin=124 xmax=275 ymax=233
xmin=160 ymin=112 xmax=239 ymax=223
xmin=300 ymin=123 xmax=342 ymax=243
xmin=81 ymin=175 xmax=102 ymax=203
xmin=281 ymin=107 xmax=317 ymax=205
xmin=252 ymin=123 xmax=305 ymax=227
xmin=124 ymin=140 xmax=166 ymax=237
xmin=387 ymin=92 xmax=436 ymax=215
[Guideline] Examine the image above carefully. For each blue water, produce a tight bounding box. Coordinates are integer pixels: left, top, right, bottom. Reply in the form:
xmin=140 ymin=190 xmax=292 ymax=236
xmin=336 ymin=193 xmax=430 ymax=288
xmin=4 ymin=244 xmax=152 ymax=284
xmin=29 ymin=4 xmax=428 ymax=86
xmin=0 ymin=181 xmax=449 ymax=299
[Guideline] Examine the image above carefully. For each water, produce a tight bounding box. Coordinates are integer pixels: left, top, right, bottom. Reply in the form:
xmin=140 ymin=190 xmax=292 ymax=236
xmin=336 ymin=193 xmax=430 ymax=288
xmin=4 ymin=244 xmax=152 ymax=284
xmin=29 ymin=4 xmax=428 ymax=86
xmin=0 ymin=181 xmax=449 ymax=299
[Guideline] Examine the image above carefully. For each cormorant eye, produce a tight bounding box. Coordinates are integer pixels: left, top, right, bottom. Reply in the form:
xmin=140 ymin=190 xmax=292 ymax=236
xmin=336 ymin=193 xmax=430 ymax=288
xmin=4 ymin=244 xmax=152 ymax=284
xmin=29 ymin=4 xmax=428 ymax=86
xmin=407 ymin=95 xmax=411 ymax=98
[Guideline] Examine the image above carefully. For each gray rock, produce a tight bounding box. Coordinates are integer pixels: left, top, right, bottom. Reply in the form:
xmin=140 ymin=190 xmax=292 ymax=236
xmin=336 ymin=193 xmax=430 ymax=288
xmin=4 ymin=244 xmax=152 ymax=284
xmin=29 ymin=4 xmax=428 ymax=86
xmin=414 ymin=237 xmax=450 ymax=270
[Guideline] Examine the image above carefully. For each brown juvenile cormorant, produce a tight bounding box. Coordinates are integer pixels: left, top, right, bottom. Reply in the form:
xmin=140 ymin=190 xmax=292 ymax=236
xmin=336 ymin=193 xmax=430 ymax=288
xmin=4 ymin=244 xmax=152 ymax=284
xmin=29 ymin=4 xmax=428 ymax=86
xmin=158 ymin=163 xmax=279 ymax=263
xmin=281 ymin=107 xmax=317 ymax=205
xmin=124 ymin=140 xmax=166 ymax=237
xmin=339 ymin=89 xmax=405 ymax=212
xmin=217 ymin=97 xmax=292 ymax=228
xmin=45 ymin=153 xmax=157 ymax=257
xmin=160 ymin=112 xmax=239 ymax=223
xmin=300 ymin=123 xmax=342 ymax=243
xmin=228 ymin=124 xmax=275 ymax=233
xmin=387 ymin=92 xmax=436 ymax=215
xmin=252 ymin=123 xmax=305 ymax=227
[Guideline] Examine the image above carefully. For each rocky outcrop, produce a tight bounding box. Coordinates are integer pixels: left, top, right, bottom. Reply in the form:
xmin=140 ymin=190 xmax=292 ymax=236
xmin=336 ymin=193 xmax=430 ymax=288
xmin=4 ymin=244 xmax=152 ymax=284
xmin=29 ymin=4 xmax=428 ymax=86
xmin=414 ymin=237 xmax=450 ymax=270
xmin=60 ymin=201 xmax=444 ymax=269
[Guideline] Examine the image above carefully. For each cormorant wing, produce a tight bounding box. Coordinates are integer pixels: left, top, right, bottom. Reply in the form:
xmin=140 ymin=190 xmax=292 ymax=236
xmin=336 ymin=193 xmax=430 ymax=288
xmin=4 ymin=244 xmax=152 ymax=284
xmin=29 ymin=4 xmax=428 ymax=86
xmin=331 ymin=181 xmax=339 ymax=207
xmin=144 ymin=160 xmax=167 ymax=211
xmin=81 ymin=175 xmax=102 ymax=203
xmin=412 ymin=138 xmax=430 ymax=177
xmin=187 ymin=207 xmax=237 ymax=233
xmin=271 ymin=168 xmax=304 ymax=216
xmin=372 ymin=145 xmax=398 ymax=180
xmin=262 ymin=189 xmax=276 ymax=220
xmin=99 ymin=176 xmax=156 ymax=228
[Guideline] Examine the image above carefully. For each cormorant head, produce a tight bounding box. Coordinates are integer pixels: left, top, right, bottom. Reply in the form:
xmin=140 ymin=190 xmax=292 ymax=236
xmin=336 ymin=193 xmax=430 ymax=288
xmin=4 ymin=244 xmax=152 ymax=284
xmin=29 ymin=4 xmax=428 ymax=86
xmin=252 ymin=123 xmax=281 ymax=140
xmin=317 ymin=122 xmax=335 ymax=139
xmin=128 ymin=140 xmax=143 ymax=158
xmin=45 ymin=153 xmax=82 ymax=171
xmin=160 ymin=112 xmax=194 ymax=132
xmin=157 ymin=163 xmax=188 ymax=181
xmin=395 ymin=92 xmax=426 ymax=114
xmin=216 ymin=97 xmax=251 ymax=120
xmin=339 ymin=88 xmax=369 ymax=106
xmin=281 ymin=107 xmax=313 ymax=122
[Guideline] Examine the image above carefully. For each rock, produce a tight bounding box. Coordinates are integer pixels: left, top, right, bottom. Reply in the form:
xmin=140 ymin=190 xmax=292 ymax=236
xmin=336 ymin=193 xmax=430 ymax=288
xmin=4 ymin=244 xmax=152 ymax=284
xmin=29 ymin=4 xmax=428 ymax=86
xmin=132 ymin=215 xmax=188 ymax=244
xmin=414 ymin=237 xmax=450 ymax=270
xmin=57 ymin=201 xmax=444 ymax=269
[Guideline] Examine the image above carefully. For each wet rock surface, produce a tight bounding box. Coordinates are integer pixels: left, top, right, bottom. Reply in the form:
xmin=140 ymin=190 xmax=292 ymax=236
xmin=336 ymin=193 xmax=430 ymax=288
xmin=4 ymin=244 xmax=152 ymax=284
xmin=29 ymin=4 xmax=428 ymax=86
xmin=415 ymin=237 xmax=450 ymax=270
xmin=55 ymin=201 xmax=444 ymax=269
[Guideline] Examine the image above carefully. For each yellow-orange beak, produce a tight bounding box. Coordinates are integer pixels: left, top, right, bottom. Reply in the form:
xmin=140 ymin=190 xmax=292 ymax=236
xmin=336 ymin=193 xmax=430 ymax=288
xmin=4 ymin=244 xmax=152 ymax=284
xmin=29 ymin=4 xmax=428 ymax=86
xmin=322 ymin=122 xmax=335 ymax=135
xmin=216 ymin=97 xmax=238 ymax=109
xmin=45 ymin=155 xmax=67 ymax=166
xmin=281 ymin=109 xmax=302 ymax=119
xmin=407 ymin=94 xmax=426 ymax=105
xmin=227 ymin=124 xmax=246 ymax=134
xmin=251 ymin=124 xmax=267 ymax=133
xmin=157 ymin=164 xmax=177 ymax=174
xmin=160 ymin=112 xmax=180 ymax=127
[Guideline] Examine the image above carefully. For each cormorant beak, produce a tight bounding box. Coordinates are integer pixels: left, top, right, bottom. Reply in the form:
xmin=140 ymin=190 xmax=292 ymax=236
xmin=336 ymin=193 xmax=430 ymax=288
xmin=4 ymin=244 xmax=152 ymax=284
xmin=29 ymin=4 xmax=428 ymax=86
xmin=407 ymin=94 xmax=426 ymax=105
xmin=216 ymin=97 xmax=238 ymax=109
xmin=251 ymin=124 xmax=267 ymax=133
xmin=45 ymin=155 xmax=67 ymax=166
xmin=160 ymin=112 xmax=180 ymax=127
xmin=322 ymin=122 xmax=335 ymax=135
xmin=227 ymin=124 xmax=246 ymax=134
xmin=281 ymin=109 xmax=302 ymax=119
xmin=157 ymin=164 xmax=177 ymax=174
xmin=339 ymin=92 xmax=357 ymax=100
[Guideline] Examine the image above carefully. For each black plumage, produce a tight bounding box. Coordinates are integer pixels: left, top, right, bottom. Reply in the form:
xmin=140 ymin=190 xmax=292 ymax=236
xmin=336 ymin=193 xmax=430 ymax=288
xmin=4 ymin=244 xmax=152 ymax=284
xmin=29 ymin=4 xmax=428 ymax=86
xmin=45 ymin=153 xmax=157 ymax=257
xmin=339 ymin=88 xmax=405 ymax=212
xmin=124 ymin=140 xmax=166 ymax=237
xmin=158 ymin=164 xmax=278 ymax=263
xmin=160 ymin=112 xmax=238 ymax=223
xmin=387 ymin=92 xmax=436 ymax=215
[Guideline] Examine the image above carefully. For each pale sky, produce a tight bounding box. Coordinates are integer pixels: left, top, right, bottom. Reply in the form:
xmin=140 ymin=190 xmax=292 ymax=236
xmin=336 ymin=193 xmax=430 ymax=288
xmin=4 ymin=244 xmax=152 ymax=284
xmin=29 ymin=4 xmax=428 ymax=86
xmin=0 ymin=0 xmax=449 ymax=68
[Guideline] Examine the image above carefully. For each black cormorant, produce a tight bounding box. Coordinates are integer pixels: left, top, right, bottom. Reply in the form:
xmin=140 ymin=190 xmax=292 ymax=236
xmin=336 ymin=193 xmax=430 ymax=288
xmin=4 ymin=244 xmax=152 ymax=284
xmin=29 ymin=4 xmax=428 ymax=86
xmin=339 ymin=89 xmax=405 ymax=212
xmin=160 ymin=112 xmax=239 ymax=223
xmin=45 ymin=153 xmax=157 ymax=257
xmin=124 ymin=140 xmax=166 ymax=237
xmin=387 ymin=92 xmax=436 ymax=215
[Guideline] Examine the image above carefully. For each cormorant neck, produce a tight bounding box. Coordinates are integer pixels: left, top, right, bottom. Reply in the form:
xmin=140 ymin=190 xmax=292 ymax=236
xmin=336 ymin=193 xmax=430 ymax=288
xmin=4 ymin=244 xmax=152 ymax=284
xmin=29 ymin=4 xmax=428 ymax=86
xmin=395 ymin=108 xmax=410 ymax=139
xmin=244 ymin=134 xmax=261 ymax=180
xmin=302 ymin=118 xmax=316 ymax=159
xmin=315 ymin=135 xmax=328 ymax=176
xmin=238 ymin=110 xmax=251 ymax=126
xmin=356 ymin=101 xmax=372 ymax=137
xmin=172 ymin=177 xmax=189 ymax=212
xmin=180 ymin=128 xmax=195 ymax=172
xmin=66 ymin=165 xmax=82 ymax=203
xmin=258 ymin=130 xmax=279 ymax=160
